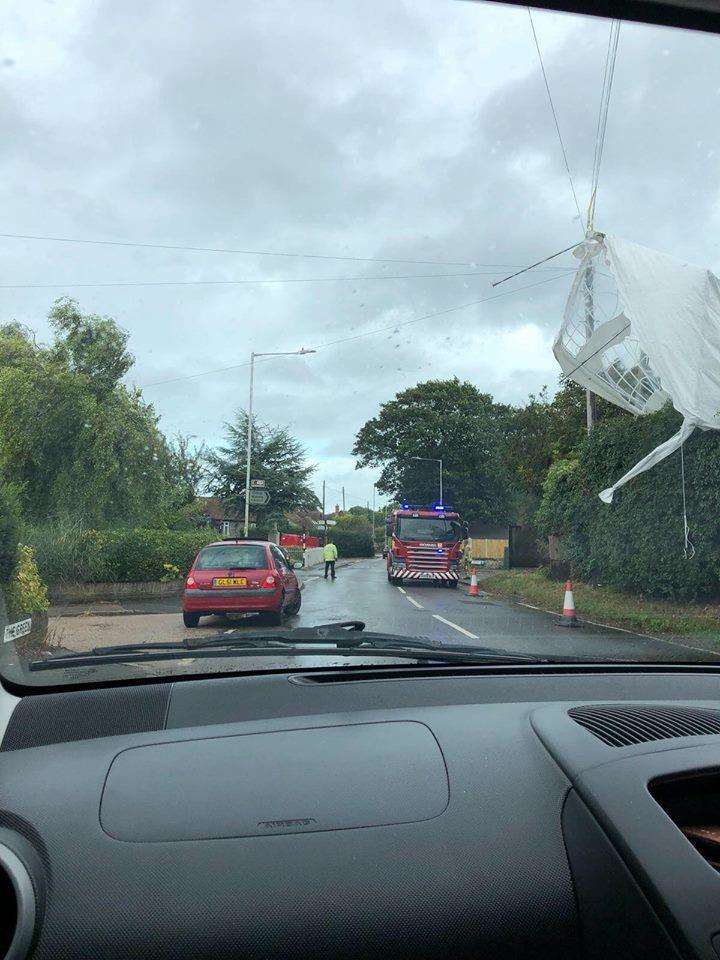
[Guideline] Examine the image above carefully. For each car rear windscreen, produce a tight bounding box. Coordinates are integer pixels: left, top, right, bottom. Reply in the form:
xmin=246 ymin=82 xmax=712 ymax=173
xmin=195 ymin=545 xmax=268 ymax=570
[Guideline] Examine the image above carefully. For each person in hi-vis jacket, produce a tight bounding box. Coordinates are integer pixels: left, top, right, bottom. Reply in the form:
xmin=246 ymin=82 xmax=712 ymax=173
xmin=323 ymin=539 xmax=338 ymax=580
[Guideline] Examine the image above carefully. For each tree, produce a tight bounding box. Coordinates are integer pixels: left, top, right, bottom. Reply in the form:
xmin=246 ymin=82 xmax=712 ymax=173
xmin=0 ymin=482 xmax=20 ymax=585
xmin=0 ymin=303 xmax=181 ymax=526
xmin=0 ymin=323 xmax=42 ymax=371
xmin=333 ymin=509 xmax=372 ymax=535
xmin=207 ymin=412 xmax=320 ymax=527
xmin=502 ymin=380 xmax=631 ymax=521
xmin=168 ymin=434 xmax=209 ymax=502
xmin=353 ymin=378 xmax=515 ymax=523
xmin=49 ymin=298 xmax=133 ymax=399
xmin=285 ymin=508 xmax=320 ymax=534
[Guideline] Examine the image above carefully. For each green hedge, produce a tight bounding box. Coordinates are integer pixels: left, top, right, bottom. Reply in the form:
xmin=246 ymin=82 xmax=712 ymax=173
xmin=328 ymin=529 xmax=374 ymax=558
xmin=25 ymin=523 xmax=377 ymax=584
xmin=27 ymin=524 xmax=218 ymax=584
xmin=0 ymin=483 xmax=20 ymax=585
xmin=536 ymin=404 xmax=720 ymax=601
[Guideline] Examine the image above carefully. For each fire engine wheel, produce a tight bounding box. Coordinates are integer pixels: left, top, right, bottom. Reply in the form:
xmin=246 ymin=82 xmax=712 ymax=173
xmin=445 ymin=580 xmax=459 ymax=589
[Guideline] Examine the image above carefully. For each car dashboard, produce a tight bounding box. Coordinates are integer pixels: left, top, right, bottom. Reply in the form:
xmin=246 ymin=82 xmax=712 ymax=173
xmin=3 ymin=666 xmax=720 ymax=959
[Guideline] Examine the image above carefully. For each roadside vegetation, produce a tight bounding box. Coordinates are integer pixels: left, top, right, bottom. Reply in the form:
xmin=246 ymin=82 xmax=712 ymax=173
xmin=481 ymin=569 xmax=720 ymax=640
xmin=0 ymin=302 xmax=322 ymax=601
xmin=25 ymin=523 xmax=218 ymax=585
xmin=356 ymin=377 xmax=720 ymax=608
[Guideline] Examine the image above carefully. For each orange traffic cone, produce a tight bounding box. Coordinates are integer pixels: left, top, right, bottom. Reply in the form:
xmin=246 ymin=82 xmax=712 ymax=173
xmin=559 ymin=580 xmax=580 ymax=628
xmin=469 ymin=571 xmax=479 ymax=597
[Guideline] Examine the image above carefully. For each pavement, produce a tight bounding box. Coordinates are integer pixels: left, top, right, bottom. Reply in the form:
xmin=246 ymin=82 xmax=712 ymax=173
xmin=47 ymin=557 xmax=719 ymax=662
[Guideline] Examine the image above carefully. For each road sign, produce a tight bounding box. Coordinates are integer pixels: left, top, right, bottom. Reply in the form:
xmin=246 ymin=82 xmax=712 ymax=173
xmin=248 ymin=489 xmax=270 ymax=506
xmin=250 ymin=479 xmax=266 ymax=488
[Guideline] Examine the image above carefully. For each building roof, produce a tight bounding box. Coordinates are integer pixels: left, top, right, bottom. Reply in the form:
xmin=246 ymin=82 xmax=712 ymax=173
xmin=197 ymin=496 xmax=239 ymax=521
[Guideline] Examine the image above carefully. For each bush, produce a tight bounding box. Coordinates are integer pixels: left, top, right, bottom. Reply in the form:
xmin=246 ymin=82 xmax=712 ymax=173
xmin=7 ymin=545 xmax=49 ymax=617
xmin=26 ymin=525 xmax=218 ymax=584
xmin=536 ymin=404 xmax=720 ymax=601
xmin=23 ymin=519 xmax=105 ymax=584
xmin=329 ymin=529 xmax=374 ymax=558
xmin=0 ymin=483 xmax=20 ymax=585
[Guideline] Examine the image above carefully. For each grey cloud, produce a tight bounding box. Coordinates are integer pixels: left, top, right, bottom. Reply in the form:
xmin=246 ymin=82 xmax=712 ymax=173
xmin=2 ymin=0 xmax=719 ymax=504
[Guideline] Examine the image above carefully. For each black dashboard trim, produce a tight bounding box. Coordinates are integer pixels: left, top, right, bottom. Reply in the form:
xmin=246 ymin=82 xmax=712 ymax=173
xmin=6 ymin=661 xmax=720 ymax=698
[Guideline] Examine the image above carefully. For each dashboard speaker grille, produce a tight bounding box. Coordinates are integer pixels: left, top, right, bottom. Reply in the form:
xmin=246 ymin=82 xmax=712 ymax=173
xmin=1 ymin=684 xmax=171 ymax=751
xmin=568 ymin=703 xmax=720 ymax=747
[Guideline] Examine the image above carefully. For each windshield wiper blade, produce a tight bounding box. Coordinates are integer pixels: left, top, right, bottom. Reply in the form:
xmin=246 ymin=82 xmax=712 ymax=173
xmin=182 ymin=621 xmax=368 ymax=650
xmin=28 ymin=645 xmax=541 ymax=671
xmin=28 ymin=623 xmax=546 ymax=670
xmin=182 ymin=628 xmax=539 ymax=660
xmin=35 ymin=621 xmax=368 ymax=661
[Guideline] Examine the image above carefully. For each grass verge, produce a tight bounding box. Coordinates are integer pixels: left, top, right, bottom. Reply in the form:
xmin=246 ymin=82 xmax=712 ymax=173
xmin=481 ymin=568 xmax=720 ymax=639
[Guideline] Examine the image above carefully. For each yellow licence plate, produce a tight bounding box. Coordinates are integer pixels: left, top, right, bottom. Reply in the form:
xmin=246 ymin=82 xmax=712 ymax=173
xmin=213 ymin=577 xmax=247 ymax=587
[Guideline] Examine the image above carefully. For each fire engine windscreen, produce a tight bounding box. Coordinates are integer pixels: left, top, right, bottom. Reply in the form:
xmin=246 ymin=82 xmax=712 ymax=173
xmin=396 ymin=517 xmax=463 ymax=541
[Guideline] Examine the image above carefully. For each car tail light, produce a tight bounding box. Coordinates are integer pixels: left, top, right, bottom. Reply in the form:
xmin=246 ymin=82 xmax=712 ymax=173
xmin=261 ymin=574 xmax=277 ymax=589
xmin=186 ymin=575 xmax=195 ymax=587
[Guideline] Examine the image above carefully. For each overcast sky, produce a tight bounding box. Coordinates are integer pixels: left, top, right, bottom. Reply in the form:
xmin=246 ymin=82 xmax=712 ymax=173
xmin=3 ymin=0 xmax=720 ymax=509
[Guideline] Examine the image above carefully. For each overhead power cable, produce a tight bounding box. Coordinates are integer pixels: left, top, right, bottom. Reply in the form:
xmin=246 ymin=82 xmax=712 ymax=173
xmin=0 ymin=231 xmax=589 ymax=272
xmin=0 ymin=231 xmax=479 ymax=269
xmin=587 ymin=19 xmax=621 ymax=228
xmin=140 ymin=271 xmax=568 ymax=389
xmin=527 ymin=8 xmax=583 ymax=225
xmin=491 ymin=241 xmax=578 ymax=287
xmin=0 ymin=268 xmax=576 ymax=290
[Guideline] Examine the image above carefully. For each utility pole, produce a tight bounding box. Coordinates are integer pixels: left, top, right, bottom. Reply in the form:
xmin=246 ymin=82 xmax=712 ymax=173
xmin=342 ymin=486 xmax=346 ymax=512
xmin=585 ymin=261 xmax=597 ymax=433
xmin=322 ymin=480 xmax=327 ymax=545
xmin=243 ymin=356 xmax=256 ymax=539
xmin=583 ymin=205 xmax=597 ymax=435
xmin=243 ymin=347 xmax=316 ymax=536
xmin=371 ymin=484 xmax=376 ymax=548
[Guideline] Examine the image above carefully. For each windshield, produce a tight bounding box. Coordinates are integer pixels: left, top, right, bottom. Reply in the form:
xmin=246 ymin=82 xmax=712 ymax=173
xmin=195 ymin=545 xmax=268 ymax=570
xmin=2 ymin=0 xmax=720 ymax=690
xmin=396 ymin=518 xmax=462 ymax=542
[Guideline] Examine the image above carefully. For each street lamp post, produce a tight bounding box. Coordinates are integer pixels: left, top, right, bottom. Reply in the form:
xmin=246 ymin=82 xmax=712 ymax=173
xmin=410 ymin=456 xmax=443 ymax=506
xmin=244 ymin=348 xmax=316 ymax=537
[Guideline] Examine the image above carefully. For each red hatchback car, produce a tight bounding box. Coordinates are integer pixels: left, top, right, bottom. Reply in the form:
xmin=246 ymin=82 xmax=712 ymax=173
xmin=182 ymin=540 xmax=301 ymax=627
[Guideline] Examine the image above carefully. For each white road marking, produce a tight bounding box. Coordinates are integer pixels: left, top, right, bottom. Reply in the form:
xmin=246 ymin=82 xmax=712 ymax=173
xmin=396 ymin=584 xmax=423 ymax=609
xmin=432 ymin=614 xmax=479 ymax=640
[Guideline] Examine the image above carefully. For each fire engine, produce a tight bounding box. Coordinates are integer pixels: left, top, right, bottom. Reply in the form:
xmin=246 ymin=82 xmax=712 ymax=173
xmin=386 ymin=503 xmax=468 ymax=587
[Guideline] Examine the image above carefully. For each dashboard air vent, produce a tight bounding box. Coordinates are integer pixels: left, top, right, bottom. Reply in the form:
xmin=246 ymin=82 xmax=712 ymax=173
xmin=0 ymin=844 xmax=36 ymax=960
xmin=568 ymin=703 xmax=720 ymax=747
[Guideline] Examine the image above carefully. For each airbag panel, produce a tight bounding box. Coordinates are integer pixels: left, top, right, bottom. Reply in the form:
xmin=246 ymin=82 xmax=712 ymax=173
xmin=100 ymin=720 xmax=448 ymax=841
